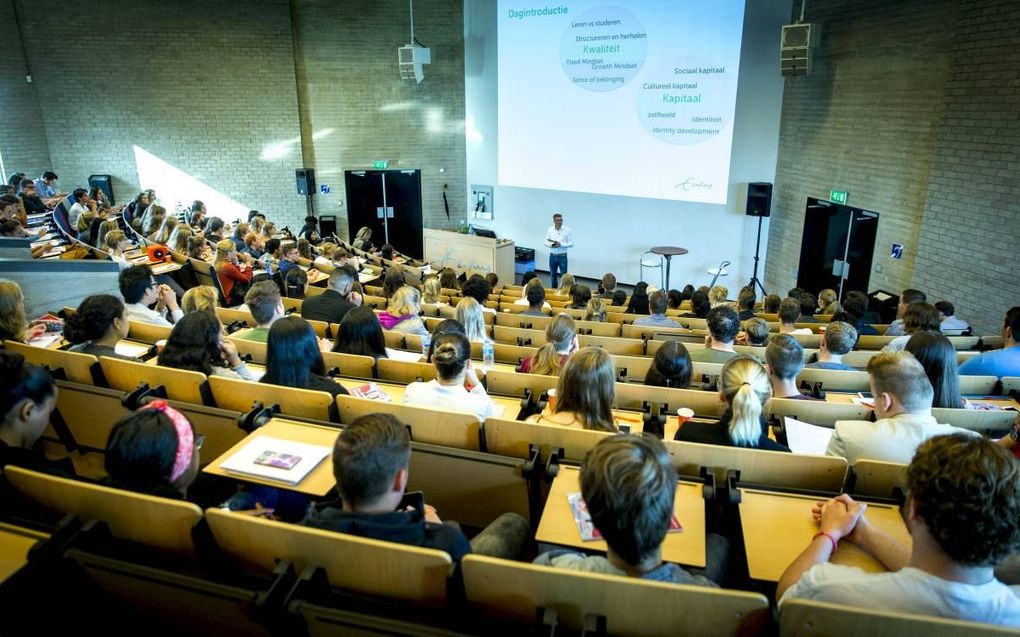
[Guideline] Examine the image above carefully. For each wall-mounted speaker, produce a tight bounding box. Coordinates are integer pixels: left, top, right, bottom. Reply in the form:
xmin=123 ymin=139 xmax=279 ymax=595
xmin=296 ymin=168 xmax=316 ymax=196
xmin=781 ymin=23 xmax=819 ymax=77
xmin=746 ymin=182 xmax=773 ymax=217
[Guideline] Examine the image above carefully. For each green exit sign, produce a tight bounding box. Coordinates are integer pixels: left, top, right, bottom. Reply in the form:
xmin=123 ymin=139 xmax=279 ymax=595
xmin=372 ymin=160 xmax=389 ymax=169
xmin=830 ymin=189 xmax=849 ymax=205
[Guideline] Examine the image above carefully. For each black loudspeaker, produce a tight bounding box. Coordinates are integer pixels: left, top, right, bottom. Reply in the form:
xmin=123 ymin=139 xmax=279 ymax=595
xmin=296 ymin=168 xmax=315 ymax=196
xmin=88 ymin=174 xmax=115 ymax=205
xmin=746 ymin=182 xmax=773 ymax=217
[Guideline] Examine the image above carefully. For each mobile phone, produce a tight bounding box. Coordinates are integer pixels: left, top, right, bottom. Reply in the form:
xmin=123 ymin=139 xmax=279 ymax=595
xmin=253 ymin=451 xmax=302 ymax=470
xmin=398 ymin=491 xmax=425 ymax=517
xmin=618 ymin=423 xmax=632 ymax=434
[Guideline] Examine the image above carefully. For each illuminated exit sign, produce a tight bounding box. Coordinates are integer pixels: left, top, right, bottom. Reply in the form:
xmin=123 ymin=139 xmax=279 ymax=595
xmin=829 ymin=189 xmax=848 ymax=205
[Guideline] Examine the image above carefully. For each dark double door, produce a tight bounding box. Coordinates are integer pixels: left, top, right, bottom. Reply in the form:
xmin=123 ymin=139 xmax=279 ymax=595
xmin=344 ymin=169 xmax=423 ymax=259
xmin=795 ymin=197 xmax=879 ymax=298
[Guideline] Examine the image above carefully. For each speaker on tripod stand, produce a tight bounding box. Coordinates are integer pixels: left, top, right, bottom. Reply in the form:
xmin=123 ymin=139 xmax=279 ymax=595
xmin=745 ymin=182 xmax=772 ymax=297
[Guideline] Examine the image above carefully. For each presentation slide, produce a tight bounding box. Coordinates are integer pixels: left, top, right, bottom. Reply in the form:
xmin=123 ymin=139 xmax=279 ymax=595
xmin=497 ymin=1 xmax=746 ymax=204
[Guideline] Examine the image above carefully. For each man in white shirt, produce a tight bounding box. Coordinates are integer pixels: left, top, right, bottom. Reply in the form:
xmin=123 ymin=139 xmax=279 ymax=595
xmin=778 ymin=433 xmax=1020 ymax=628
xmin=67 ymin=188 xmax=90 ymax=231
xmin=119 ymin=264 xmax=183 ymax=328
xmin=778 ymin=297 xmax=812 ymax=335
xmin=826 ymin=351 xmax=972 ymax=464
xmin=934 ymin=300 xmax=970 ymax=333
xmin=544 ymin=212 xmax=573 ymax=289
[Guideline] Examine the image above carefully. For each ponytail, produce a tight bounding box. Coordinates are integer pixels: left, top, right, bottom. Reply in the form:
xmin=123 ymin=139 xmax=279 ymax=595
xmin=728 ymin=383 xmax=763 ymax=447
xmin=529 ymin=343 xmax=563 ymax=376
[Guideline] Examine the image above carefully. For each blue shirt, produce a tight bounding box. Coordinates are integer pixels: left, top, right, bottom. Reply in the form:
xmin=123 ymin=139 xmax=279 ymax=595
xmin=34 ymin=178 xmax=56 ymax=198
xmin=633 ymin=314 xmax=681 ymax=328
xmin=958 ymin=345 xmax=1020 ymax=379
xmin=804 ymin=361 xmax=855 ymax=371
xmin=278 ymin=259 xmax=300 ymax=276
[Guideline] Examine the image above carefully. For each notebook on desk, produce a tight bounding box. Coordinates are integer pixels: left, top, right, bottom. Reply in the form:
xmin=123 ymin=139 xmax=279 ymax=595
xmin=219 ymin=436 xmax=330 ymax=485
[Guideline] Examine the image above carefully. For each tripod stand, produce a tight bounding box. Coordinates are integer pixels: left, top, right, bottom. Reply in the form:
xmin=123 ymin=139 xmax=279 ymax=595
xmin=747 ymin=215 xmax=767 ymax=297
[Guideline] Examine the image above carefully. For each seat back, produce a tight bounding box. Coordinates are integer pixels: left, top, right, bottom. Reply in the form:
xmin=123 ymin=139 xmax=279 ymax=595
xmin=205 ymin=508 xmax=451 ymax=606
xmin=1002 ymin=376 xmax=1020 ymax=396
xmin=766 ymin=397 xmax=871 ymax=427
xmin=779 ymin=598 xmax=1017 ymax=636
xmin=338 ymin=397 xmax=481 ymax=450
xmin=578 ymin=334 xmax=645 ymax=356
xmin=321 ymin=351 xmax=375 ymax=379
xmin=797 ymin=368 xmax=871 ymax=392
xmin=663 ymin=439 xmax=848 ymax=491
xmin=128 ymin=319 xmax=173 ymax=344
xmin=4 ymin=340 xmax=98 ymax=385
xmin=99 ymin=356 xmax=209 ymax=404
xmin=850 ymin=459 xmax=906 ymax=498
xmin=462 ymin=555 xmax=768 ymax=637
xmin=615 ymin=383 xmax=727 ymax=418
xmin=376 ymin=358 xmax=438 ymax=384
xmin=484 ymin=369 xmax=558 ymax=399
xmin=208 ymin=375 xmax=335 ymax=421
xmin=484 ymin=417 xmax=615 ymax=460
xmin=957 ymin=375 xmax=1000 ymax=396
xmin=931 ymin=406 xmax=1016 ymax=433
xmin=4 ymin=466 xmax=201 ymax=556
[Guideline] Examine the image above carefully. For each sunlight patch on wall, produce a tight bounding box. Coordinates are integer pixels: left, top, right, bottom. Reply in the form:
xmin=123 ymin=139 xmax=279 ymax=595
xmin=133 ymin=145 xmax=249 ymax=220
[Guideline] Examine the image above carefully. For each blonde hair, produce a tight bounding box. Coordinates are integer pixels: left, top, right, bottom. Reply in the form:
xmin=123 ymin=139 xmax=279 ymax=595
xmin=456 ymin=297 xmax=488 ymax=343
xmin=557 ymin=273 xmax=576 ymax=297
xmin=719 ymin=355 xmax=771 ymax=447
xmin=584 ymin=297 xmax=607 ymax=322
xmin=709 ymin=285 xmax=729 ymax=306
xmin=141 ymin=204 xmax=166 ymax=236
xmin=354 ymin=226 xmax=372 ymax=243
xmin=554 ymin=346 xmax=617 ymax=432
xmin=319 ymin=242 xmax=337 ymax=259
xmin=96 ymin=220 xmax=121 ymax=248
xmin=387 ymin=285 xmax=421 ymax=317
xmin=181 ymin=286 xmax=218 ymax=314
xmin=151 ymin=214 xmax=179 ymax=245
xmin=250 ymin=217 xmax=265 ymax=234
xmin=104 ymin=230 xmax=127 ymax=253
xmin=0 ymin=279 xmax=27 ymax=341
xmin=421 ymin=276 xmax=442 ymax=304
xmin=819 ymin=288 xmax=840 ymax=314
xmin=213 ymin=239 xmax=236 ymax=271
xmin=168 ymin=224 xmax=193 ymax=254
xmin=530 ymin=313 xmax=576 ymax=376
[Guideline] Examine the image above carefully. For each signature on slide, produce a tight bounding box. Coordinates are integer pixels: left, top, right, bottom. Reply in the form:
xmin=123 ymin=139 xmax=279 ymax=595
xmin=674 ymin=178 xmax=713 ymax=192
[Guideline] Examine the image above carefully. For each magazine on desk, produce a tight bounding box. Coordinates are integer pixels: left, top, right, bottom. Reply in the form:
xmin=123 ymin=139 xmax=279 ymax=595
xmin=219 ymin=436 xmax=330 ymax=485
xmin=568 ymin=492 xmax=682 ymax=541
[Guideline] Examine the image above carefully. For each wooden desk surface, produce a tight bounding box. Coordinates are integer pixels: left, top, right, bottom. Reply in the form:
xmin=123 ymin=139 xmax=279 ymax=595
xmin=738 ymin=488 xmax=912 ymax=582
xmin=535 ymin=466 xmax=706 ymax=568
xmin=824 ymin=392 xmax=1019 ymax=410
xmin=0 ymin=522 xmax=49 ymax=583
xmin=203 ymin=418 xmax=339 ymax=497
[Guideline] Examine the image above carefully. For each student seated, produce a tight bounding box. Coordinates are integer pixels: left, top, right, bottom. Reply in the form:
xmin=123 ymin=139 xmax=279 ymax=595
xmin=557 ymin=273 xmax=576 ymax=298
xmin=778 ymin=434 xmax=1020 ymax=628
xmin=300 ymin=413 xmax=529 ymax=562
xmin=597 ymin=273 xmax=617 ymax=299
xmin=276 ymin=241 xmax=301 ymax=278
xmin=778 ymin=297 xmax=812 ymax=335
xmin=526 ymin=347 xmax=619 ymax=432
xmin=119 ymin=265 xmax=183 ymax=327
xmin=959 ymin=307 xmax=1020 ymax=379
xmin=402 ymin=332 xmax=495 ymax=421
xmin=421 ymin=276 xmax=444 ymax=306
xmin=818 ymin=288 xmax=840 ymax=315
xmin=157 ymin=311 xmax=256 ymax=381
xmin=666 ymin=289 xmax=683 ymax=310
xmin=515 ymin=278 xmax=551 ymax=314
xmin=353 ymin=226 xmax=373 ymax=252
xmin=455 ymin=297 xmax=490 ymax=344
xmin=181 ymin=285 xmax=218 ymax=315
xmin=378 ymin=286 xmax=429 ymax=338
xmin=0 ymin=352 xmax=61 ymax=473
xmin=438 ymin=267 xmax=459 ymax=292
xmin=826 ymin=352 xmax=971 ymax=464
xmin=262 ymin=316 xmax=347 ymax=397
xmin=624 ymin=282 xmax=650 ymax=315
xmin=643 ymin=341 xmax=692 ymax=389
xmin=461 ymin=275 xmax=494 ymax=313
xmin=64 ymin=294 xmax=137 ymax=360
xmin=799 ymin=292 xmax=819 ymax=322
xmin=934 ymin=300 xmax=969 ymax=332
xmin=104 ymin=402 xmax=201 ymax=500
xmin=841 ymin=290 xmax=880 ymax=335
xmin=0 ymin=279 xmax=46 ymax=342
xmin=708 ymin=285 xmax=728 ymax=308
xmin=767 ymin=334 xmax=818 ymax=400
xmin=736 ymin=287 xmax=756 ymax=321
xmin=518 ymin=313 xmax=578 ymax=375
xmin=762 ymin=293 xmax=782 ymax=315
xmin=234 ymin=281 xmax=285 ymax=342
xmin=905 ymin=332 xmax=967 ymax=410
xmin=633 ymin=290 xmax=681 ymax=328
xmin=805 ymin=321 xmax=857 ymax=371
xmin=584 ymin=297 xmax=607 ymax=322
xmin=301 ymin=264 xmax=360 ymax=324
xmin=568 ymin=284 xmax=592 ymax=310
xmin=611 ymin=289 xmax=627 ymax=308
xmin=381 ymin=268 xmax=406 ymax=299
xmin=885 ymin=288 xmax=926 ymax=336
xmin=332 ymin=306 xmax=388 ymax=361
xmin=675 ymin=355 xmax=789 ymax=452
xmin=679 ymin=289 xmax=711 ymax=319
xmin=882 ymin=302 xmax=941 ymax=353
xmin=689 ymin=306 xmax=740 ymax=363
xmin=284 ymin=267 xmax=308 ymax=299
xmin=737 ymin=316 xmax=769 ymax=346
xmin=535 ymin=433 xmax=727 ymax=585
xmin=485 ymin=272 xmax=498 ymax=289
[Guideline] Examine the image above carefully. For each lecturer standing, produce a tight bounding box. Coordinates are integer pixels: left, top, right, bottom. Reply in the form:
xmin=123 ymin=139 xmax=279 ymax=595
xmin=544 ymin=212 xmax=573 ymax=289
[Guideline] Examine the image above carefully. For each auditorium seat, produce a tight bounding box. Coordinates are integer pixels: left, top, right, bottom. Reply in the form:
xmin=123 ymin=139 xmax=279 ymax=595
xmin=779 ymin=598 xmax=1016 ymax=636
xmin=337 ymin=396 xmax=481 ymax=450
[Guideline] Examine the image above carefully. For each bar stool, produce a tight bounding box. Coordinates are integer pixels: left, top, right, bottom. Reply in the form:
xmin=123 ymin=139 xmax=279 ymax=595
xmin=639 ymin=251 xmax=664 ymax=288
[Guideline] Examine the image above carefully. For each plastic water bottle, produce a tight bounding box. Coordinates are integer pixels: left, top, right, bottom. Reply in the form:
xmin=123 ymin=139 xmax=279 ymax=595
xmin=421 ymin=332 xmax=432 ymax=357
xmin=482 ymin=340 xmax=495 ymax=369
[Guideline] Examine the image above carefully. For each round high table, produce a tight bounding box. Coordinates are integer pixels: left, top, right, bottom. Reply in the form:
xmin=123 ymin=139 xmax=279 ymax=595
xmin=650 ymin=246 xmax=689 ymax=291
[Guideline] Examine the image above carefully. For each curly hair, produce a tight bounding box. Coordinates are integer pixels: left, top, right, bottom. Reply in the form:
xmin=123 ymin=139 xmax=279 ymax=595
xmin=907 ymin=433 xmax=1020 ymax=567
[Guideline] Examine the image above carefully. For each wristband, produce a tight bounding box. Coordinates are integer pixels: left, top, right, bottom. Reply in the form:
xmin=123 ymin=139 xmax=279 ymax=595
xmin=812 ymin=531 xmax=839 ymax=553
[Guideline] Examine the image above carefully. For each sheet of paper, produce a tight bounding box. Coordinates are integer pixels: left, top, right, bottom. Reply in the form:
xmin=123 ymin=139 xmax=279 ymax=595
xmin=115 ymin=341 xmax=152 ymax=359
xmin=784 ymin=417 xmax=834 ymax=455
xmin=27 ymin=333 xmax=62 ymax=349
xmin=385 ymin=347 xmax=424 ymax=363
